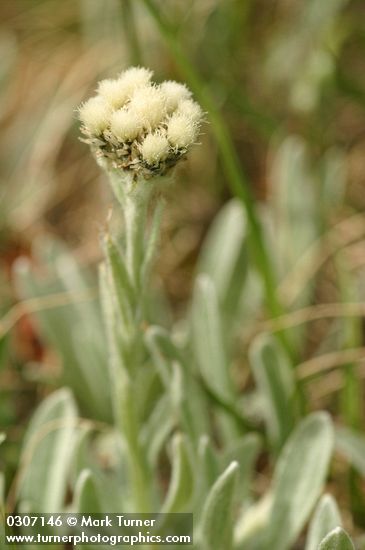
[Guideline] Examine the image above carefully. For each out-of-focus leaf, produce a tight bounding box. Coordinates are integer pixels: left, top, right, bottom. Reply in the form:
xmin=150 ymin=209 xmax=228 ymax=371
xmin=191 ymin=275 xmax=234 ymax=401
xmin=197 ymin=199 xmax=248 ymax=322
xmin=336 ymin=426 xmax=365 ymax=477
xmin=74 ymin=469 xmax=102 ymax=513
xmin=270 ymin=137 xmax=318 ymax=276
xmin=142 ymin=394 xmax=175 ymax=467
xmin=264 ymin=412 xmax=334 ymax=550
xmin=306 ymin=494 xmax=342 ymax=550
xmin=321 ymin=148 xmax=346 ymax=211
xmin=249 ymin=333 xmax=295 ymax=450
xmin=146 ymin=326 xmax=210 ymax=442
xmin=221 ymin=433 xmax=261 ymax=502
xmin=161 ymin=434 xmax=194 ymax=514
xmin=199 ymin=461 xmax=239 ymax=550
xmin=17 ymin=389 xmax=78 ymax=512
xmin=318 ymin=527 xmax=355 ymax=550
xmin=13 ymin=239 xmax=111 ymax=421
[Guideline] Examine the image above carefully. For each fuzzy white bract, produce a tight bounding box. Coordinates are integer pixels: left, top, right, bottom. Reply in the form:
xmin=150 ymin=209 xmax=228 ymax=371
xmin=78 ymin=66 xmax=203 ymax=179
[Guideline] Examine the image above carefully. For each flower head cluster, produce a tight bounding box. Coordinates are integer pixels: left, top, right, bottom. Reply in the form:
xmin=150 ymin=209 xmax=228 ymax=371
xmin=78 ymin=67 xmax=203 ymax=179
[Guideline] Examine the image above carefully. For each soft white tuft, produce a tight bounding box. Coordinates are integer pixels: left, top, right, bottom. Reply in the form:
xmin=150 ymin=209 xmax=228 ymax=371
xmin=140 ymin=132 xmax=170 ymax=165
xmin=128 ymin=85 xmax=167 ymax=129
xmin=78 ymin=96 xmax=111 ymax=135
xmin=176 ymin=99 xmax=203 ymax=124
xmin=97 ymin=78 xmax=129 ymax=109
xmin=160 ymin=80 xmax=192 ymax=112
xmin=110 ymin=109 xmax=142 ymax=141
xmin=118 ymin=67 xmax=153 ymax=97
xmin=167 ymin=113 xmax=199 ymax=148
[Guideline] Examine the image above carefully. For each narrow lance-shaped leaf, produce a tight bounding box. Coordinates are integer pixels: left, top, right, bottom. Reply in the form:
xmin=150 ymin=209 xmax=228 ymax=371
xmin=318 ymin=527 xmax=355 ymax=550
xmin=16 ymin=389 xmax=78 ymax=512
xmin=161 ymin=433 xmax=194 ymax=513
xmin=221 ymin=433 xmax=261 ymax=503
xmin=306 ymin=494 xmax=342 ymax=550
xmin=264 ymin=412 xmax=334 ymax=550
xmin=74 ymin=469 xmax=102 ymax=514
xmin=197 ymin=199 xmax=248 ymax=320
xmin=199 ymin=461 xmax=239 ymax=550
xmin=191 ymin=275 xmax=234 ymax=401
xmin=249 ymin=333 xmax=296 ymax=450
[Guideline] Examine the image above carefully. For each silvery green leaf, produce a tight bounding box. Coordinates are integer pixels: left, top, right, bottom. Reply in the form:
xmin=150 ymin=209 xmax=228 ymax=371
xmin=0 ymin=433 xmax=5 ymax=445
xmin=194 ymin=436 xmax=220 ymax=522
xmin=145 ymin=325 xmax=180 ymax=385
xmin=13 ymin=242 xmax=110 ymax=421
xmin=142 ymin=198 xmax=165 ymax=282
xmin=191 ymin=274 xmax=234 ymax=401
xmin=335 ymin=426 xmax=365 ymax=477
xmin=222 ymin=433 xmax=262 ymax=502
xmin=103 ymin=233 xmax=135 ymax=324
xmin=264 ymin=412 xmax=334 ymax=550
xmin=198 ymin=199 xmax=248 ymax=320
xmin=74 ymin=469 xmax=102 ymax=513
xmin=249 ymin=333 xmax=295 ymax=450
xmin=17 ymin=389 xmax=77 ymax=512
xmin=161 ymin=433 xmax=194 ymax=513
xmin=142 ymin=394 xmax=175 ymax=467
xmin=146 ymin=326 xmax=210 ymax=441
xmin=306 ymin=494 xmax=342 ymax=550
xmin=318 ymin=527 xmax=355 ymax=550
xmin=199 ymin=461 xmax=239 ymax=550
xmin=270 ymin=137 xmax=318 ymax=273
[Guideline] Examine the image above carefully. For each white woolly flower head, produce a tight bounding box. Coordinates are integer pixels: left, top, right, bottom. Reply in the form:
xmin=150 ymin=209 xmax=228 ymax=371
xmin=78 ymin=66 xmax=203 ymax=179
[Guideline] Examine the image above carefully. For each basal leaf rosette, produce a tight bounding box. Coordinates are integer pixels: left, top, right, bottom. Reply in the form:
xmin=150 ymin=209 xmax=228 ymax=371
xmin=78 ymin=67 xmax=203 ymax=181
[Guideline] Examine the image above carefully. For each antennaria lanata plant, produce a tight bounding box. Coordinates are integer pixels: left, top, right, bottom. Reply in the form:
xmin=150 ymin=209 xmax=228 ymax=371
xmin=6 ymin=64 xmax=363 ymax=549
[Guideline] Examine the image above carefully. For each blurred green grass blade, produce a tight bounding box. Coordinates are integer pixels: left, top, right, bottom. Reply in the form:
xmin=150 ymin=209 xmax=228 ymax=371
xmin=318 ymin=527 xmax=355 ymax=550
xmin=249 ymin=333 xmax=296 ymax=450
xmin=140 ymin=0 xmax=290 ymax=346
xmin=191 ymin=275 xmax=234 ymax=401
xmin=264 ymin=412 xmax=334 ymax=550
xmin=17 ymin=389 xmax=78 ymax=512
xmin=306 ymin=494 xmax=342 ymax=550
xmin=199 ymin=461 xmax=239 ymax=550
xmin=161 ymin=434 xmax=194 ymax=514
xmin=120 ymin=0 xmax=142 ymax=65
xmin=336 ymin=427 xmax=365 ymax=477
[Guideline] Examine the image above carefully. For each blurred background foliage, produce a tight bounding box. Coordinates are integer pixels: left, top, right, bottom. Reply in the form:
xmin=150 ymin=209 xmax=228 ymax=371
xmin=1 ymin=0 xmax=365 ymax=543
